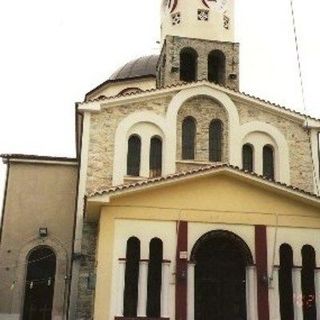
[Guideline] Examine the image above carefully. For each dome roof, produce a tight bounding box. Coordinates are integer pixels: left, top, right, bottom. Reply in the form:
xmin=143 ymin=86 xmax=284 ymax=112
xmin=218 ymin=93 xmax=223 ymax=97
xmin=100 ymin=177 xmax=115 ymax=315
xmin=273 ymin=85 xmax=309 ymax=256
xmin=109 ymin=55 xmax=159 ymax=81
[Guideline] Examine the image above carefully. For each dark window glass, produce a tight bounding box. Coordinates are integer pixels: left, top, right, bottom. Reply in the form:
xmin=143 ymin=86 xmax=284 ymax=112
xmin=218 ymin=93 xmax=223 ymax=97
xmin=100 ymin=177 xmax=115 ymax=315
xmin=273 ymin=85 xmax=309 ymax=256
xmin=23 ymin=246 xmax=56 ymax=320
xmin=182 ymin=117 xmax=196 ymax=160
xmin=301 ymin=245 xmax=317 ymax=320
xmin=193 ymin=231 xmax=249 ymax=320
xmin=180 ymin=48 xmax=198 ymax=82
xmin=209 ymin=119 xmax=223 ymax=162
xmin=147 ymin=238 xmax=163 ymax=317
xmin=127 ymin=135 xmax=141 ymax=176
xmin=279 ymin=244 xmax=294 ymax=320
xmin=208 ymin=50 xmax=226 ymax=85
xmin=123 ymin=237 xmax=140 ymax=317
xmin=263 ymin=145 xmax=274 ymax=180
xmin=150 ymin=137 xmax=162 ymax=178
xmin=242 ymin=144 xmax=253 ymax=172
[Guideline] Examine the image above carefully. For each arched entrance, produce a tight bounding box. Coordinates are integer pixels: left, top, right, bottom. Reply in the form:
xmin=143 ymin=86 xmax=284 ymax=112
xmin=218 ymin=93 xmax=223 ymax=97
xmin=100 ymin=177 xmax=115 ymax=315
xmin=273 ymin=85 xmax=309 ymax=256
xmin=23 ymin=246 xmax=56 ymax=320
xmin=191 ymin=230 xmax=253 ymax=320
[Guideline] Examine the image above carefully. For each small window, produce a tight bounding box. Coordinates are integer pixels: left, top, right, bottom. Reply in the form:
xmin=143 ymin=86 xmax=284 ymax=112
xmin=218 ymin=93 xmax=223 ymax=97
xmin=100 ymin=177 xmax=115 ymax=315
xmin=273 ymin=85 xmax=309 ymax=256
xmin=279 ymin=244 xmax=294 ymax=320
xmin=208 ymin=50 xmax=226 ymax=85
xmin=301 ymin=245 xmax=316 ymax=319
xmin=242 ymin=144 xmax=253 ymax=172
xmin=182 ymin=116 xmax=196 ymax=160
xmin=209 ymin=119 xmax=223 ymax=162
xmin=150 ymin=137 xmax=162 ymax=178
xmin=263 ymin=145 xmax=274 ymax=180
xmin=127 ymin=135 xmax=141 ymax=176
xmin=180 ymin=48 xmax=198 ymax=82
xmin=147 ymin=238 xmax=163 ymax=317
xmin=124 ymin=237 xmax=140 ymax=317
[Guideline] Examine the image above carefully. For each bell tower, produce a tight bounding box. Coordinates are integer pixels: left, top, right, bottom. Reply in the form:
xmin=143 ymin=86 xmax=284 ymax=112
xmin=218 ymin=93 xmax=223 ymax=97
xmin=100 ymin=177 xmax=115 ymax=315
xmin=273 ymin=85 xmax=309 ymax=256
xmin=157 ymin=0 xmax=239 ymax=90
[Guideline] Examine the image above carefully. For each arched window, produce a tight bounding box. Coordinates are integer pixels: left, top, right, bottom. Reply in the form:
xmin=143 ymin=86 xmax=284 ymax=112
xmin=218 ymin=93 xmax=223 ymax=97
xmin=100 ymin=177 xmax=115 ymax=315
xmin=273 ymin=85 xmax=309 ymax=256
xmin=263 ymin=145 xmax=274 ymax=180
xmin=242 ymin=144 xmax=254 ymax=172
xmin=209 ymin=119 xmax=223 ymax=162
xmin=301 ymin=245 xmax=317 ymax=319
xmin=127 ymin=135 xmax=141 ymax=176
xmin=279 ymin=244 xmax=294 ymax=320
xmin=180 ymin=48 xmax=198 ymax=82
xmin=147 ymin=238 xmax=163 ymax=317
xmin=208 ymin=50 xmax=226 ymax=85
xmin=124 ymin=237 xmax=140 ymax=317
xmin=23 ymin=246 xmax=56 ymax=320
xmin=150 ymin=137 xmax=162 ymax=178
xmin=182 ymin=116 xmax=196 ymax=160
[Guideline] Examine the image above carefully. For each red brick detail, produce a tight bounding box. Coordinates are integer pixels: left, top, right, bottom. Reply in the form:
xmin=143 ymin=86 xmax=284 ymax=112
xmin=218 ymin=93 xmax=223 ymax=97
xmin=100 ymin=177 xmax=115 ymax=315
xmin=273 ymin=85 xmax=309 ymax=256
xmin=175 ymin=221 xmax=188 ymax=320
xmin=255 ymin=225 xmax=270 ymax=320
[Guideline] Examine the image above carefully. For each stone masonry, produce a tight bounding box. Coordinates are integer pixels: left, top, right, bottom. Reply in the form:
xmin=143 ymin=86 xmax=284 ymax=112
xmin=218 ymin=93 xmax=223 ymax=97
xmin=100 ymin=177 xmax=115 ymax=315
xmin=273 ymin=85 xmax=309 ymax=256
xmin=76 ymin=222 xmax=98 ymax=320
xmin=176 ymin=96 xmax=229 ymax=162
xmin=157 ymin=35 xmax=240 ymax=90
xmin=86 ymin=90 xmax=315 ymax=195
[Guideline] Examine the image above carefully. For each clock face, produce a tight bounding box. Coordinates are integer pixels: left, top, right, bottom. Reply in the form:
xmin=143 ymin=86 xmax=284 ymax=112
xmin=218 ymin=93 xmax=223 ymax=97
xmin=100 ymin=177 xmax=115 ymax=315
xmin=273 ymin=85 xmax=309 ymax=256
xmin=202 ymin=0 xmax=228 ymax=11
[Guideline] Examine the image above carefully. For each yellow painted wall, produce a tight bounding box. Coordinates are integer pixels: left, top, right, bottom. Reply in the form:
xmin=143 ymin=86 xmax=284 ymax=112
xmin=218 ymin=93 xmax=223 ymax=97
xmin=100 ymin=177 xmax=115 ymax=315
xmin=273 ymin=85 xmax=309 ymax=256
xmin=92 ymin=172 xmax=320 ymax=319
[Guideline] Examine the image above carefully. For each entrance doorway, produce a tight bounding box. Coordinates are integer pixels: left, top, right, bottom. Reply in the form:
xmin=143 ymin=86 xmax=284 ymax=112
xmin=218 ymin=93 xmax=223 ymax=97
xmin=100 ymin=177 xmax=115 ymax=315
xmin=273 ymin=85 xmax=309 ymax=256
xmin=23 ymin=246 xmax=56 ymax=320
xmin=191 ymin=231 xmax=253 ymax=320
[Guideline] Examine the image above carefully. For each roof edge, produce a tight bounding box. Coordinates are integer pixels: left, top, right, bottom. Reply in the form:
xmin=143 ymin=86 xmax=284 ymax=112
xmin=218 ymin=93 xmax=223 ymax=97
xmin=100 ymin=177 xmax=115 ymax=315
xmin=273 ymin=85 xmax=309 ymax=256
xmin=87 ymin=164 xmax=320 ymax=203
xmin=85 ymin=74 xmax=156 ymax=101
xmin=1 ymin=154 xmax=78 ymax=164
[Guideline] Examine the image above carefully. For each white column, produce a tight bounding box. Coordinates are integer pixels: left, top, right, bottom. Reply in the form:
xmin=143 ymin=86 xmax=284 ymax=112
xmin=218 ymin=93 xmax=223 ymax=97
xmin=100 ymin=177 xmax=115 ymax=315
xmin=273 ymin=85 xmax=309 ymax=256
xmin=117 ymin=261 xmax=126 ymax=316
xmin=314 ymin=269 xmax=320 ymax=320
xmin=254 ymin=144 xmax=263 ymax=176
xmin=246 ymin=266 xmax=258 ymax=320
xmin=292 ymin=267 xmax=303 ymax=320
xmin=187 ymin=263 xmax=195 ymax=320
xmin=138 ymin=261 xmax=148 ymax=317
xmin=161 ymin=261 xmax=171 ymax=318
xmin=140 ymin=136 xmax=151 ymax=178
xmin=269 ymin=267 xmax=281 ymax=320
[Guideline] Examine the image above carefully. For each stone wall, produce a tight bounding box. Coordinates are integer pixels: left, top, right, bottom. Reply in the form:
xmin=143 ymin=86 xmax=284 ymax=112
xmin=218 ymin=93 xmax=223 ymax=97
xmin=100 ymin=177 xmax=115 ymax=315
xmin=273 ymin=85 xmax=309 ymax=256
xmin=86 ymin=87 xmax=315 ymax=194
xmin=75 ymin=222 xmax=98 ymax=320
xmin=176 ymin=96 xmax=229 ymax=162
xmin=235 ymin=99 xmax=314 ymax=192
xmin=86 ymin=96 xmax=172 ymax=194
xmin=158 ymin=35 xmax=240 ymax=89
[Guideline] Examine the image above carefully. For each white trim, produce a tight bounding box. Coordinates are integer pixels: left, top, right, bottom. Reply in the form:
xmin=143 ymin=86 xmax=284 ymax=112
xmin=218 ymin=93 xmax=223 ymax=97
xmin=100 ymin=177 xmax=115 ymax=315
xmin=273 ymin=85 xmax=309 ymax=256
xmin=246 ymin=265 xmax=258 ymax=320
xmin=166 ymin=86 xmax=241 ymax=167
xmin=310 ymin=129 xmax=320 ymax=195
xmin=187 ymin=263 xmax=195 ymax=320
xmin=112 ymin=111 xmax=170 ymax=185
xmin=292 ymin=267 xmax=303 ymax=320
xmin=239 ymin=122 xmax=290 ymax=184
xmin=68 ymin=112 xmax=91 ymax=320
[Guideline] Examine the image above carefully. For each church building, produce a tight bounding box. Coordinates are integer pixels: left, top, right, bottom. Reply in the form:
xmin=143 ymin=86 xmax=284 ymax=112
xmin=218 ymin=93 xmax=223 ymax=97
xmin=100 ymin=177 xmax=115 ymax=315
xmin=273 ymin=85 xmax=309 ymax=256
xmin=1 ymin=0 xmax=320 ymax=320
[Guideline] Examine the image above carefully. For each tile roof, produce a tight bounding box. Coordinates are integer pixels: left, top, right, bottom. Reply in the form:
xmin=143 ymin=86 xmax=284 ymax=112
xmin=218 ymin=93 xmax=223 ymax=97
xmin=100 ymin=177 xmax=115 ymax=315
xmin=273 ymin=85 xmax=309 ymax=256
xmin=87 ymin=163 xmax=320 ymax=200
xmin=82 ymin=80 xmax=320 ymax=122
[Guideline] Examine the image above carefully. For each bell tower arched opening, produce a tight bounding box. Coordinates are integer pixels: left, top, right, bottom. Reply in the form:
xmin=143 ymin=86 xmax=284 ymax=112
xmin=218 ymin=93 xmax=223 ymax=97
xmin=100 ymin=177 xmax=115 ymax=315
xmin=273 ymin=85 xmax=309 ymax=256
xmin=208 ymin=50 xmax=226 ymax=85
xmin=191 ymin=230 xmax=253 ymax=320
xmin=180 ymin=48 xmax=198 ymax=82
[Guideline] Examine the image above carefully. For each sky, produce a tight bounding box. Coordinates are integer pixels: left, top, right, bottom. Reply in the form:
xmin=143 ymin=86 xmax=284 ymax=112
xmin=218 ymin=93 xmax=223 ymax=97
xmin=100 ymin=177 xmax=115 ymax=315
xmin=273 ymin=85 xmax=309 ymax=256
xmin=0 ymin=0 xmax=319 ymax=213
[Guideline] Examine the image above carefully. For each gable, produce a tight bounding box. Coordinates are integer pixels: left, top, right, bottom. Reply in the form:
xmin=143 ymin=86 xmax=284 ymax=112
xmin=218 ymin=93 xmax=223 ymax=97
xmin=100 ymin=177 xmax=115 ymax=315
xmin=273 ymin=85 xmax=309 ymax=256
xmin=89 ymin=172 xmax=320 ymax=228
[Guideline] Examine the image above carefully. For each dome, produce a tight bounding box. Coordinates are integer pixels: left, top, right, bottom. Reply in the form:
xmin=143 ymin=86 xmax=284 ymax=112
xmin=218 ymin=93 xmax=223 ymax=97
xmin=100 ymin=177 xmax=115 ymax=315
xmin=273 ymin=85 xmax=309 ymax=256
xmin=109 ymin=55 xmax=159 ymax=81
